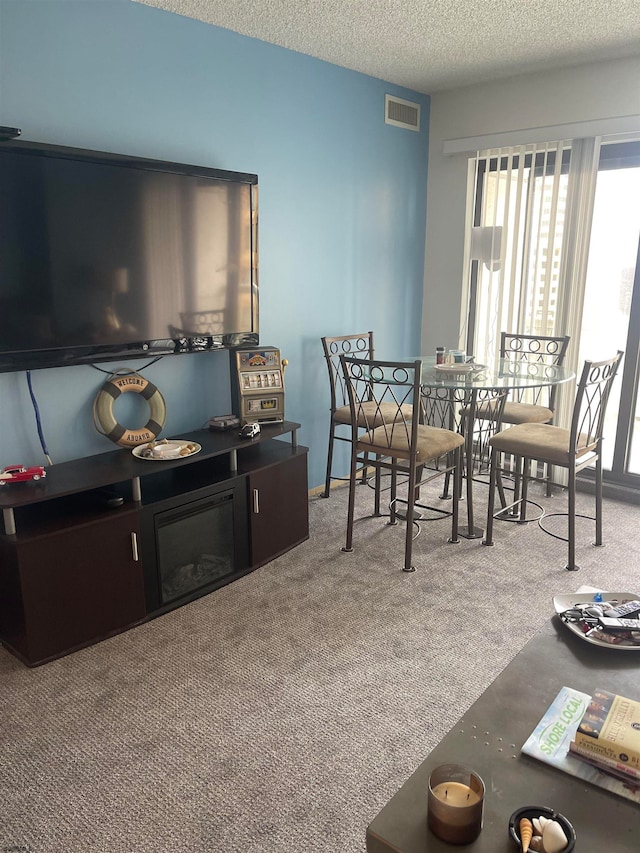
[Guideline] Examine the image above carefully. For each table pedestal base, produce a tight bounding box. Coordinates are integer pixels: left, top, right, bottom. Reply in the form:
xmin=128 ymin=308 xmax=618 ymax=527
xmin=458 ymin=525 xmax=484 ymax=540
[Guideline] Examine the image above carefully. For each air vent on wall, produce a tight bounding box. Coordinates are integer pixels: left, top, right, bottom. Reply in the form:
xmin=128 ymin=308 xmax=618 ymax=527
xmin=385 ymin=95 xmax=420 ymax=132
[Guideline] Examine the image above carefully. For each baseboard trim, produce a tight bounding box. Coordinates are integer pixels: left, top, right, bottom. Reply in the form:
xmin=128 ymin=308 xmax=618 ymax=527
xmin=577 ymin=477 xmax=640 ymax=506
xmin=312 ymin=474 xmax=640 ymax=505
xmin=308 ymin=470 xmax=375 ymax=497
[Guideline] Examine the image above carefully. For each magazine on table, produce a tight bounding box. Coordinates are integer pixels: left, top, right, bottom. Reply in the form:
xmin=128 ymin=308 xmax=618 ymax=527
xmin=521 ymin=685 xmax=640 ymax=805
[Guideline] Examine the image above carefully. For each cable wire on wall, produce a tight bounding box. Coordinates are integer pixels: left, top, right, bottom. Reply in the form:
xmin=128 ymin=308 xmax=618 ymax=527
xmin=26 ymin=371 xmax=53 ymax=465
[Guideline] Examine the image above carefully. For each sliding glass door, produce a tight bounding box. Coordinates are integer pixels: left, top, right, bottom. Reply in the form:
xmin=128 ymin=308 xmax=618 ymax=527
xmin=579 ymin=141 xmax=640 ymax=488
xmin=466 ymin=138 xmax=640 ymax=497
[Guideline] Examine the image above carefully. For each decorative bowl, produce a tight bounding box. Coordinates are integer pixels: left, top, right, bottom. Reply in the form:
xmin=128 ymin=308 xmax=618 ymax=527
xmin=508 ymin=805 xmax=576 ymax=853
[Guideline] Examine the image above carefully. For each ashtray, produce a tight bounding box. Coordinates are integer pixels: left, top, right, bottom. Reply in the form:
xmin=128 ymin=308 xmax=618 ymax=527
xmin=508 ymin=806 xmax=576 ymax=853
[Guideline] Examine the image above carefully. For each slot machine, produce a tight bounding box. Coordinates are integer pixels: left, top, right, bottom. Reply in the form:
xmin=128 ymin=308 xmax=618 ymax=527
xmin=230 ymin=346 xmax=286 ymax=424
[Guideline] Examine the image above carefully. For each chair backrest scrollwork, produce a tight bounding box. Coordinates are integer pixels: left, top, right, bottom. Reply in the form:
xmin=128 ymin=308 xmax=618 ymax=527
xmin=570 ymin=351 xmax=624 ymax=457
xmin=321 ymin=332 xmax=375 ymax=415
xmin=501 ymin=331 xmax=571 ymax=410
xmin=339 ymin=356 xmax=422 ymax=454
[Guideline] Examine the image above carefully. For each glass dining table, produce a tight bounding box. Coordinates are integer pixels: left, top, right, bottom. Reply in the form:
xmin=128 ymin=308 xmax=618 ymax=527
xmin=415 ymin=356 xmax=575 ymax=539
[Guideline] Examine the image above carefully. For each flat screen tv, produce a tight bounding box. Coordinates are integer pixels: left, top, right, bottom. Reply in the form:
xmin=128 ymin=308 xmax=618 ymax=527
xmin=0 ymin=139 xmax=259 ymax=372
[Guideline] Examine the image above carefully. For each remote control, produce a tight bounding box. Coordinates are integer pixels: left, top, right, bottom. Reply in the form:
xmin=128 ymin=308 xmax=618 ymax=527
xmin=598 ymin=616 xmax=640 ymax=632
xmin=602 ymin=600 xmax=640 ymax=618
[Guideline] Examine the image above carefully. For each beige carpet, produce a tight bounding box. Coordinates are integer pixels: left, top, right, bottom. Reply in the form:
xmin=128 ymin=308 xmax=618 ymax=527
xmin=1 ymin=479 xmax=639 ymax=852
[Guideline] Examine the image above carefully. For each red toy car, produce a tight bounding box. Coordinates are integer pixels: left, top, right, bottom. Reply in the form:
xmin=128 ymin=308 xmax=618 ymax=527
xmin=0 ymin=465 xmax=47 ymax=485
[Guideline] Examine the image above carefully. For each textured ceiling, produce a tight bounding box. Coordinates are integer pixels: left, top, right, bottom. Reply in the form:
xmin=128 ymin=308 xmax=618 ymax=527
xmin=135 ymin=0 xmax=640 ymax=93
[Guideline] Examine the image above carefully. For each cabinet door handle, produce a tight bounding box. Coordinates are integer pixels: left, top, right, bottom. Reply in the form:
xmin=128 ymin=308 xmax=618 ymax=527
xmin=253 ymin=488 xmax=260 ymax=514
xmin=131 ymin=531 xmax=139 ymax=561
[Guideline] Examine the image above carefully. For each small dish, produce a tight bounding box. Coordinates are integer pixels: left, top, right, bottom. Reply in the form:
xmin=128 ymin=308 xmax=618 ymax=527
xmin=553 ymin=591 xmax=640 ymax=651
xmin=509 ymin=806 xmax=576 ymax=853
xmin=132 ymin=440 xmax=201 ymax=461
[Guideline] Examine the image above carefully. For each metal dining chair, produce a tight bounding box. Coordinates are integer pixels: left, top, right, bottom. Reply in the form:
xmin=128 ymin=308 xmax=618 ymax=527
xmin=501 ymin=332 xmax=571 ymax=497
xmin=475 ymin=332 xmax=571 ymax=497
xmin=483 ymin=351 xmax=623 ymax=571
xmin=321 ymin=332 xmax=410 ymax=498
xmin=339 ymin=356 xmax=465 ymax=572
xmin=430 ymin=384 xmax=508 ymax=538
xmin=499 ymin=332 xmax=571 ymax=424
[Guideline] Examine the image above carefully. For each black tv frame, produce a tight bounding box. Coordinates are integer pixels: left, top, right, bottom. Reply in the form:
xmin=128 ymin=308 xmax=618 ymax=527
xmin=0 ymin=139 xmax=259 ymax=372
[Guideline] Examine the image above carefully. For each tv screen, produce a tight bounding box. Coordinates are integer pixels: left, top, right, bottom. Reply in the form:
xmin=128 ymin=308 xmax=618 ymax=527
xmin=0 ymin=140 xmax=259 ymax=371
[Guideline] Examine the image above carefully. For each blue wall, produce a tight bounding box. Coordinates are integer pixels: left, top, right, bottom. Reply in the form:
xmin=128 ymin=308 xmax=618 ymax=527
xmin=0 ymin=0 xmax=430 ymax=490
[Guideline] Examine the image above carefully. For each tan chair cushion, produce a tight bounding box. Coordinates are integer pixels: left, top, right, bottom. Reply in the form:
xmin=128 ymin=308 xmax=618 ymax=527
xmin=333 ymin=402 xmax=412 ymax=428
xmin=501 ymin=401 xmax=553 ymax=425
xmin=357 ymin=423 xmax=464 ymax=463
xmin=474 ymin=400 xmax=553 ymax=425
xmin=490 ymin=422 xmax=596 ymax=466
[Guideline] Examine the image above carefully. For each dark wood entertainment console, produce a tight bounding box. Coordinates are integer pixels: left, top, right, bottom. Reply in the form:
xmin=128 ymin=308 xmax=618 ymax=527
xmin=0 ymin=422 xmax=308 ymax=666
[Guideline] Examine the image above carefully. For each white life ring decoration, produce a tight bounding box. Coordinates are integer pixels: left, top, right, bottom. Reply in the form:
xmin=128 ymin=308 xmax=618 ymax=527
xmin=94 ymin=372 xmax=166 ymax=448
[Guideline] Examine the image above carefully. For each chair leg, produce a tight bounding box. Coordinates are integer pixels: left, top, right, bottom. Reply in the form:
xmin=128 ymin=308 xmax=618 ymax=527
xmin=594 ymin=453 xmax=603 ymax=547
xmin=389 ymin=460 xmax=398 ymax=526
xmin=566 ymin=466 xmax=578 ymax=571
xmin=464 ymin=429 xmax=475 ymax=531
xmin=496 ymin=469 xmax=508 ymax=510
xmin=361 ymin=451 xmax=369 ymax=486
xmin=511 ymin=453 xmax=523 ymax=517
xmin=441 ymin=470 xmax=452 ymax=500
xmin=519 ymin=457 xmax=529 ymax=524
xmin=545 ymin=463 xmax=554 ymax=497
xmin=402 ymin=464 xmax=417 ymax=572
xmin=414 ymin=464 xmax=424 ymax=504
xmin=323 ymin=422 xmax=336 ymax=498
xmin=341 ymin=447 xmax=359 ymax=553
xmin=373 ymin=457 xmax=382 ymax=517
xmin=448 ymin=448 xmax=461 ymax=544
xmin=482 ymin=449 xmax=498 ymax=546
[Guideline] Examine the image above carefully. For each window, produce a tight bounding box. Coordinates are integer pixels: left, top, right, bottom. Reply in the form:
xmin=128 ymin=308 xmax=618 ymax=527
xmin=464 ymin=143 xmax=571 ymax=359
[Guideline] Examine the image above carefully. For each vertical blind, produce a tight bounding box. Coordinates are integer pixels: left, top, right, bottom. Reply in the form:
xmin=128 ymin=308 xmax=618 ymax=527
xmin=462 ymin=138 xmax=601 ymax=428
xmin=464 ymin=140 xmax=570 ymax=358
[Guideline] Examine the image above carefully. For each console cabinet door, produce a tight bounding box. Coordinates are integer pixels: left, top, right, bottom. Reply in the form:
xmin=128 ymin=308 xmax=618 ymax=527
xmin=248 ymin=451 xmax=309 ymax=568
xmin=9 ymin=510 xmax=145 ymax=665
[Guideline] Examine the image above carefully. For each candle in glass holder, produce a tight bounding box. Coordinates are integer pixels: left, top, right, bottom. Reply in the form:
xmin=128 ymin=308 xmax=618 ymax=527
xmin=427 ymin=764 xmax=485 ymax=844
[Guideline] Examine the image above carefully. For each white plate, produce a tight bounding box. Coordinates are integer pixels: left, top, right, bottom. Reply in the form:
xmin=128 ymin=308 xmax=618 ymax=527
xmin=434 ymin=363 xmax=487 ymax=374
xmin=553 ymin=591 xmax=640 ymax=651
xmin=132 ymin=440 xmax=202 ymax=461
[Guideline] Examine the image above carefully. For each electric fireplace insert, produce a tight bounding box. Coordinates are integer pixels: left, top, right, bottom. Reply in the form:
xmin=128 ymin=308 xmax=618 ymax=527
xmin=141 ymin=482 xmax=249 ymax=612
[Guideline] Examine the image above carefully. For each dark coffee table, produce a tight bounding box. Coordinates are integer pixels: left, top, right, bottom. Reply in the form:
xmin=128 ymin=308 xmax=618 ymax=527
xmin=366 ymin=616 xmax=640 ymax=852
